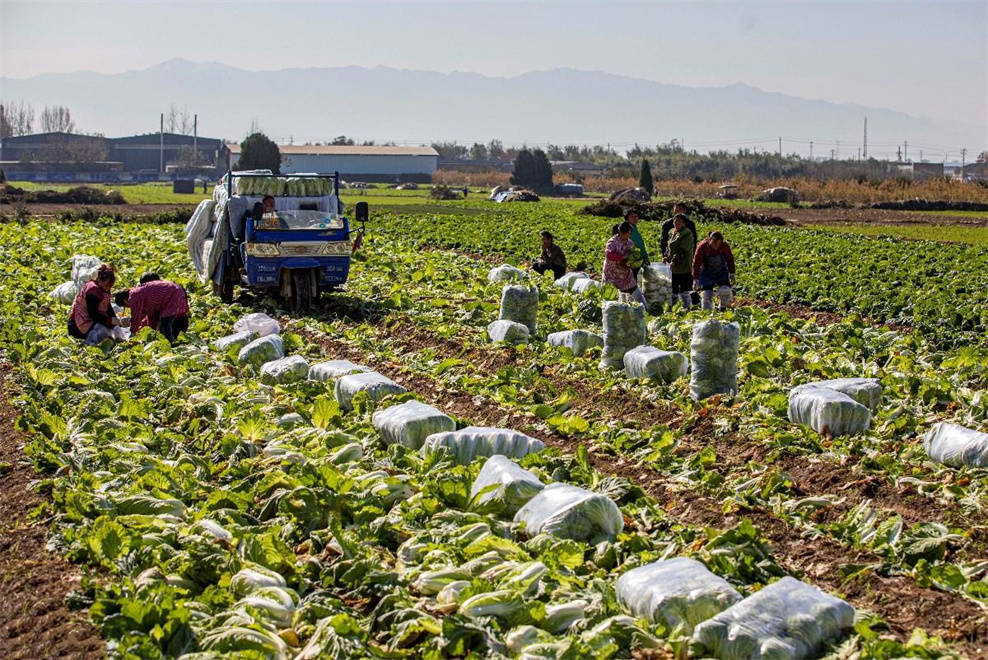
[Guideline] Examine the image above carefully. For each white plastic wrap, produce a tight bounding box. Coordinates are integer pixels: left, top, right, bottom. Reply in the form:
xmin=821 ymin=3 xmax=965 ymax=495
xmin=792 ymin=378 xmax=882 ymax=411
xmin=307 ymin=359 xmax=368 ymax=382
xmin=372 ymin=400 xmax=456 ymax=450
xmin=234 ymin=312 xmax=280 ymax=338
xmin=186 ymin=199 xmax=215 ymax=276
xmin=488 ymin=264 xmax=527 ymax=283
xmin=547 ymin=330 xmax=603 ymax=357
xmin=237 ymin=335 xmax=285 ymax=368
xmin=470 ymin=455 xmax=545 ymax=515
xmin=691 ymin=576 xmax=855 ymax=660
xmin=334 ymin=371 xmax=406 ymax=412
xmin=689 ymin=320 xmax=740 ymax=401
xmin=51 ymin=280 xmax=79 ymax=304
xmin=488 ymin=320 xmax=530 ymax=344
xmin=70 ymin=255 xmax=102 ymax=286
xmin=788 ymin=387 xmax=871 ymax=436
xmin=642 ymin=263 xmax=673 ymax=314
xmin=554 ymin=272 xmax=589 ymax=290
xmin=202 ymin=199 xmax=228 ymax=283
xmin=260 ymin=355 xmax=310 ymax=384
xmin=924 ymin=422 xmax=988 ymax=468
xmin=599 ymin=301 xmax=647 ymax=370
xmin=570 ymin=278 xmax=602 ymax=294
xmin=213 ymin=330 xmax=257 ymax=353
xmin=623 ymin=346 xmax=688 ymax=382
xmin=420 ymin=426 xmax=545 ymax=465
xmin=499 ymin=285 xmax=539 ymax=335
xmin=513 ymin=483 xmax=623 ymax=543
xmin=616 ymin=557 xmax=741 ymax=633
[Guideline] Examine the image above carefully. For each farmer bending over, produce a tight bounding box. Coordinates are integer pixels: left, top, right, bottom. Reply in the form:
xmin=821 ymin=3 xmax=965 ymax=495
xmin=692 ymin=231 xmax=736 ymax=311
xmin=68 ymin=264 xmax=120 ymax=344
xmin=115 ymin=279 xmax=190 ymax=344
xmin=532 ymin=230 xmax=567 ymax=279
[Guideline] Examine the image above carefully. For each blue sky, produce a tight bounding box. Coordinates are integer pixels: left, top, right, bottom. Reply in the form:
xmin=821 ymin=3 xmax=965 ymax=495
xmin=1 ymin=0 xmax=985 ymax=124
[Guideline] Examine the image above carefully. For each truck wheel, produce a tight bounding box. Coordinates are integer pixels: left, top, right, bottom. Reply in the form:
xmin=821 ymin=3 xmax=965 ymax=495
xmin=292 ymin=270 xmax=315 ymax=312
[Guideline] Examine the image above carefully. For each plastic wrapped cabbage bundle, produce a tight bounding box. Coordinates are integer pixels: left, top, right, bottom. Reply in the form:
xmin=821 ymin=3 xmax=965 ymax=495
xmin=234 ymin=312 xmax=280 ymax=337
xmin=307 ymin=359 xmax=369 ymax=382
xmin=71 ymin=254 xmax=102 ymax=286
xmin=488 ymin=264 xmax=526 ymax=283
xmin=334 ymin=371 xmax=406 ymax=412
xmin=616 ymin=557 xmax=741 ymax=633
xmin=623 ymin=346 xmax=688 ymax=382
xmin=691 ymin=576 xmax=855 ymax=660
xmin=514 ymin=483 xmax=623 ymax=543
xmin=554 ymin=272 xmax=589 ymax=290
xmin=547 ymin=329 xmax=603 ymax=357
xmin=499 ymin=284 xmax=538 ymax=335
xmin=571 ymin=278 xmax=602 ymax=294
xmin=237 ymin=335 xmax=285 ymax=368
xmin=924 ymin=422 xmax=988 ymax=467
xmin=689 ymin=320 xmax=740 ymax=400
xmin=791 ymin=377 xmax=882 ymax=411
xmin=213 ymin=330 xmax=257 ymax=353
xmin=420 ymin=426 xmax=545 ymax=465
xmin=372 ymin=400 xmax=456 ymax=449
xmin=488 ymin=320 xmax=530 ymax=344
xmin=260 ymin=355 xmax=310 ymax=384
xmin=600 ymin=301 xmax=647 ymax=370
xmin=186 ymin=199 xmax=215 ymax=275
xmin=642 ymin=263 xmax=673 ymax=314
xmin=788 ymin=387 xmax=870 ymax=436
xmin=51 ymin=280 xmax=79 ymax=304
xmin=470 ymin=455 xmax=545 ymax=515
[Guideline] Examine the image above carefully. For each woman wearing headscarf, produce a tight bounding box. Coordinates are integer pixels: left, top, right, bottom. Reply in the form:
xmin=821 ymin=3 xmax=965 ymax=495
xmin=68 ymin=264 xmax=120 ymax=344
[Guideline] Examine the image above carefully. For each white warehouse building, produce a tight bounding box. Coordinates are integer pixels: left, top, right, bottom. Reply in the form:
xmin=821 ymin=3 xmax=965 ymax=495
xmin=227 ymin=144 xmax=439 ymax=183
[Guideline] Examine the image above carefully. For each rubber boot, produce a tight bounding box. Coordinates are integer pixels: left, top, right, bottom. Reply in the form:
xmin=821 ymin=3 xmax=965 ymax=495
xmin=701 ymin=290 xmax=715 ymax=310
xmin=717 ymin=286 xmax=733 ymax=310
xmin=679 ymin=292 xmax=692 ymax=310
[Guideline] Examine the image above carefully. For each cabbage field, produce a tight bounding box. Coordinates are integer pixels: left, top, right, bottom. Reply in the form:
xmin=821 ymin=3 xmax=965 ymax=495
xmin=2 ymin=197 xmax=988 ymax=658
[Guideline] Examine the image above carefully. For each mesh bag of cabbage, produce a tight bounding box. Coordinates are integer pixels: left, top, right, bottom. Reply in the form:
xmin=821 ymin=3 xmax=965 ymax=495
xmin=260 ymin=355 xmax=310 ymax=384
xmin=599 ymin=301 xmax=647 ymax=370
xmin=571 ymin=278 xmax=602 ymax=294
xmin=616 ymin=557 xmax=742 ymax=633
xmin=499 ymin=284 xmax=539 ymax=335
xmin=514 ymin=482 xmax=623 ymax=543
xmin=924 ymin=421 xmax=988 ymax=467
xmin=234 ymin=312 xmax=280 ymax=337
xmin=70 ymin=254 xmax=102 ymax=286
xmin=212 ymin=330 xmax=257 ymax=353
xmin=237 ymin=335 xmax=285 ymax=368
xmin=334 ymin=371 xmax=407 ymax=412
xmin=554 ymin=272 xmax=590 ymax=290
xmin=641 ymin=263 xmax=673 ymax=314
xmin=623 ymin=346 xmax=688 ymax=382
xmin=470 ymin=454 xmax=545 ymax=515
xmin=547 ymin=329 xmax=603 ymax=357
xmin=791 ymin=377 xmax=882 ymax=411
xmin=307 ymin=359 xmax=369 ymax=382
xmin=788 ymin=387 xmax=871 ymax=436
xmin=691 ymin=576 xmax=854 ymax=659
xmin=487 ymin=319 xmax=530 ymax=344
xmin=488 ymin=264 xmax=527 ymax=283
xmin=51 ymin=280 xmax=79 ymax=304
xmin=689 ymin=319 xmax=739 ymax=400
xmin=372 ymin=400 xmax=456 ymax=450
xmin=420 ymin=426 xmax=545 ymax=465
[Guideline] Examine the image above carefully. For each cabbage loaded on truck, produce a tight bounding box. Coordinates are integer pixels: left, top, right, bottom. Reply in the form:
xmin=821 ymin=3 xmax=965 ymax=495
xmin=186 ymin=170 xmax=367 ymax=310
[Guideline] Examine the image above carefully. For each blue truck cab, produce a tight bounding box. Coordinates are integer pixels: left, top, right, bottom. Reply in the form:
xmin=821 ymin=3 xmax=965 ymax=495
xmin=206 ymin=170 xmax=367 ymax=310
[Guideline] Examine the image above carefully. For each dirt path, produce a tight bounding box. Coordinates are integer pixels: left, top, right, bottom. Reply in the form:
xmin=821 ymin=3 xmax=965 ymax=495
xmin=0 ymin=365 xmax=104 ymax=660
xmin=298 ymin=325 xmax=987 ymax=654
xmin=754 ymin=206 xmax=988 ymax=227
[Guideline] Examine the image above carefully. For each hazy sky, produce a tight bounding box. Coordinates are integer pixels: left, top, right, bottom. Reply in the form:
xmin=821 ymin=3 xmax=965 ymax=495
xmin=1 ymin=0 xmax=985 ymax=125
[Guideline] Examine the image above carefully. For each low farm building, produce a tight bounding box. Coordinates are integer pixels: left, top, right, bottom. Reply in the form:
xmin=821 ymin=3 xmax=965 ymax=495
xmin=228 ymin=144 xmax=439 ymax=183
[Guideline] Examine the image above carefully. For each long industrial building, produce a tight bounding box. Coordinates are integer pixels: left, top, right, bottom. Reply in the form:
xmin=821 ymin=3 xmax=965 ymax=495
xmin=228 ymin=144 xmax=439 ymax=183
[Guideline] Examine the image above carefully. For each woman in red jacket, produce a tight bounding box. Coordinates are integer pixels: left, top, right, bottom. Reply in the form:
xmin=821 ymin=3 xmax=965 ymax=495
xmin=68 ymin=265 xmax=120 ymax=344
xmin=692 ymin=231 xmax=736 ymax=310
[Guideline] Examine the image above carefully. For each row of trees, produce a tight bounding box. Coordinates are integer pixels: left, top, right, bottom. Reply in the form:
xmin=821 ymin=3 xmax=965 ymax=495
xmin=1 ymin=102 xmax=77 ymax=138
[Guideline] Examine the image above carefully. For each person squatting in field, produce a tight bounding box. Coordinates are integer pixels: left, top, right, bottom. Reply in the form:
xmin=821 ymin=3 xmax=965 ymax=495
xmin=665 ymin=214 xmax=696 ymax=310
xmin=532 ymin=230 xmax=567 ymax=279
xmin=623 ymin=208 xmax=649 ymax=279
xmin=692 ymin=230 xmax=736 ymax=310
xmin=115 ymin=279 xmax=190 ymax=344
xmin=68 ymin=264 xmax=121 ymax=344
xmin=603 ymin=221 xmax=647 ymax=306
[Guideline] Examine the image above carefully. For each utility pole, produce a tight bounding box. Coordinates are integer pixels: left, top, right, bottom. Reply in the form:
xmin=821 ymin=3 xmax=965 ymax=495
xmin=836 ymin=140 xmax=840 ymax=160
xmin=809 ymin=141 xmax=813 ymax=160
xmin=193 ymin=114 xmax=198 ymax=165
xmin=778 ymin=136 xmax=782 ymax=157
xmin=830 ymin=148 xmax=835 ymax=160
xmin=961 ymin=148 xmax=968 ymax=177
xmin=919 ymin=150 xmax=923 ymax=162
xmin=858 ymin=147 xmax=861 ymax=161
xmin=897 ymin=145 xmax=902 ymax=162
xmin=159 ymin=113 xmax=164 ymax=174
xmin=862 ymin=117 xmax=868 ymax=160
xmin=904 ymin=140 xmax=908 ymax=162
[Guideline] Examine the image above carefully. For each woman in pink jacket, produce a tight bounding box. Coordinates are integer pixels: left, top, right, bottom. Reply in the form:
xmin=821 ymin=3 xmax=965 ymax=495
xmin=68 ymin=265 xmax=120 ymax=344
xmin=603 ymin=221 xmax=646 ymax=306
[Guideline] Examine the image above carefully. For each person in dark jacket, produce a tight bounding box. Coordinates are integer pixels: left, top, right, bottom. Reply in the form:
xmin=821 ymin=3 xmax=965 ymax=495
xmin=665 ymin=214 xmax=696 ymax=310
xmin=692 ymin=231 xmax=736 ymax=310
xmin=68 ymin=264 xmax=120 ymax=344
xmin=660 ymin=202 xmax=698 ymax=256
xmin=532 ymin=230 xmax=567 ymax=279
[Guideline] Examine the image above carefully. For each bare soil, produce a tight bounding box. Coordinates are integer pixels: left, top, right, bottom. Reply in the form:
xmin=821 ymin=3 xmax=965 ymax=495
xmin=0 ymin=202 xmax=195 ymax=219
xmin=773 ymin=206 xmax=988 ymax=227
xmin=0 ymin=365 xmax=104 ymax=660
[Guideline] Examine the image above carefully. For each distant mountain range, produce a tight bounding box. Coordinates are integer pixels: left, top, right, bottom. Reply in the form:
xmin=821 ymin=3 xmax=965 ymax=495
xmin=1 ymin=58 xmax=983 ymax=155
